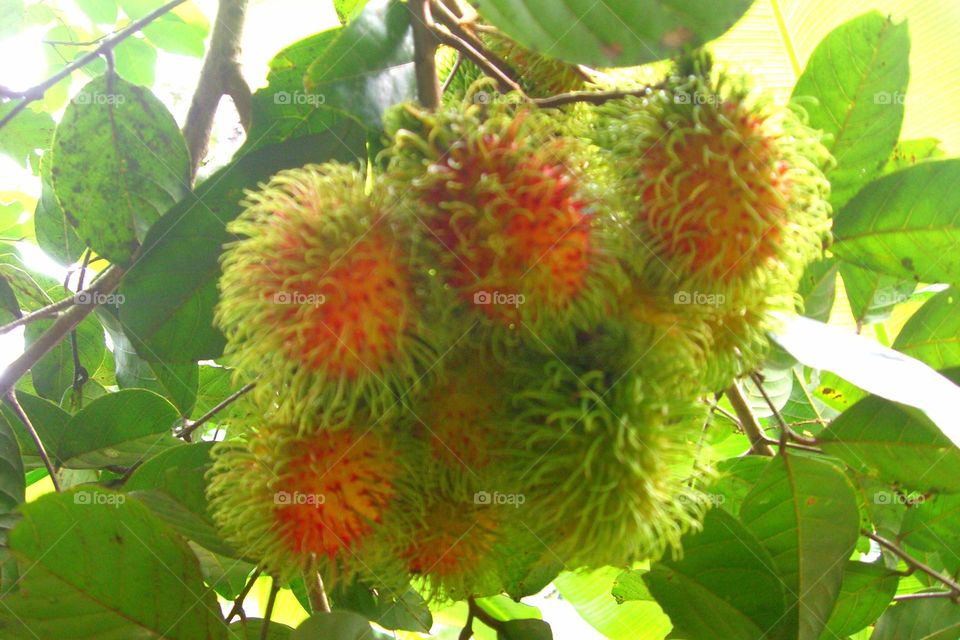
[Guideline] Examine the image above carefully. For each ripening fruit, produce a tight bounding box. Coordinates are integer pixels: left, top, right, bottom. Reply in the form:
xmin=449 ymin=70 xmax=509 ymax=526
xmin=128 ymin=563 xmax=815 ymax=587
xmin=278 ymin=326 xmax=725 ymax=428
xmin=216 ymin=163 xmax=437 ymax=429
xmin=413 ymin=351 xmax=507 ymax=469
xmin=393 ymin=463 xmax=506 ymax=601
xmin=501 ymin=337 xmax=710 ymax=567
xmin=386 ymin=93 xmax=625 ymax=343
xmin=207 ymin=422 xmax=401 ymax=585
xmin=592 ymin=58 xmax=831 ymax=389
xmin=597 ymin=68 xmax=830 ymax=288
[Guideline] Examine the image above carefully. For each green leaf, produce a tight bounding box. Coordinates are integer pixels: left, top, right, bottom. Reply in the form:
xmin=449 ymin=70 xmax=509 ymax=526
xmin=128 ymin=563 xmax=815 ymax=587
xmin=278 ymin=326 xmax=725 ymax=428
xmin=497 ymin=619 xmax=553 ymax=640
xmin=709 ymin=455 xmax=770 ymax=514
xmin=124 ymin=442 xmax=235 ymax=557
xmin=0 ymin=104 xmax=54 ymax=173
xmin=292 ymin=611 xmax=379 ymax=639
xmin=818 ymin=394 xmax=960 ymax=493
xmin=230 ymin=619 xmax=294 ymax=640
xmin=56 ymin=389 xmax=181 ymax=468
xmin=0 ymin=408 xmax=24 ymax=534
xmin=191 ymin=543 xmax=254 ymax=600
xmin=98 ymin=307 xmax=198 ymax=416
xmin=25 ymin=312 xmax=105 ymax=401
xmin=797 ymin=257 xmax=838 ymax=322
xmin=773 ymin=315 xmax=960 ymax=439
xmin=335 ymin=0 xmax=368 ymax=23
xmin=832 ymin=159 xmax=960 ymax=284
xmin=330 ymin=579 xmax=432 ymax=632
xmin=0 ymin=0 xmax=24 ymax=39
xmin=244 ymin=28 xmax=345 ymax=154
xmin=739 ymin=455 xmax=860 ymax=640
xmin=0 ymin=488 xmax=228 ymax=639
xmin=304 ymin=0 xmax=415 ymax=130
xmin=892 ymin=288 xmax=960 ymax=370
xmin=51 ymin=74 xmax=190 ymax=265
xmin=883 ymin=138 xmax=946 ymax=174
xmin=75 ymin=0 xmax=117 ymax=24
xmin=193 ymin=365 xmax=236 ymax=418
xmin=900 ymin=493 xmax=960 ymax=559
xmin=871 ymin=597 xmax=960 ymax=640
xmin=470 ymin=0 xmax=752 ymax=67
xmin=818 ymin=561 xmax=898 ymax=638
xmin=555 ymin=567 xmax=671 ymax=640
xmin=34 ymin=154 xmax=85 ymax=265
xmin=791 ymin=12 xmax=910 ymax=208
xmin=644 ymin=509 xmax=787 ymax=640
xmin=114 ymin=36 xmax=157 ymax=86
xmin=611 ymin=569 xmax=652 ymax=604
xmin=0 ymin=392 xmax=70 ymax=470
xmin=118 ymin=124 xmax=367 ymax=363
xmin=839 ymin=262 xmax=916 ymax=327
xmin=143 ymin=12 xmax=207 ymax=57
xmin=496 ymin=534 xmax=563 ymax=600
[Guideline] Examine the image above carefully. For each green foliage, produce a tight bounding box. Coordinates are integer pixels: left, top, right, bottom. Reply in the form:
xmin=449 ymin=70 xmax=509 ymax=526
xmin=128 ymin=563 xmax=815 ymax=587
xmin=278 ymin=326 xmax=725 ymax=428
xmin=0 ymin=1 xmax=958 ymax=638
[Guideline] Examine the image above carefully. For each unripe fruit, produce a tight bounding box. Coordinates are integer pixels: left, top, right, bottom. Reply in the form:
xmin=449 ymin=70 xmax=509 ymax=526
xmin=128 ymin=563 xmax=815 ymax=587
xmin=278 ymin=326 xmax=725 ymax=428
xmin=216 ymin=163 xmax=437 ymax=429
xmin=207 ymin=423 xmax=401 ymax=585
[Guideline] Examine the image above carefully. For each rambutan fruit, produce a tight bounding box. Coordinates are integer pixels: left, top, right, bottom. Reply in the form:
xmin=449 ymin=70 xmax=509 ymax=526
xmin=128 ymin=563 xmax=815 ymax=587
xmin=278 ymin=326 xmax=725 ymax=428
xmin=595 ymin=66 xmax=830 ymax=289
xmin=385 ymin=91 xmax=626 ymax=344
xmin=412 ymin=349 xmax=508 ymax=470
xmin=216 ymin=163 xmax=438 ymax=429
xmin=206 ymin=422 xmax=404 ymax=586
xmin=499 ymin=338 xmax=711 ymax=568
xmin=591 ymin=57 xmax=831 ymax=390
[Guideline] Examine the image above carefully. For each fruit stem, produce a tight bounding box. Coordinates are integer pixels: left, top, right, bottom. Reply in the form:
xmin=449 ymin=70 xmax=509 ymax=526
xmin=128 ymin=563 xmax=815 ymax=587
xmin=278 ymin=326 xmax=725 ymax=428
xmin=409 ymin=0 xmax=441 ymax=109
xmin=725 ymin=382 xmax=775 ymax=456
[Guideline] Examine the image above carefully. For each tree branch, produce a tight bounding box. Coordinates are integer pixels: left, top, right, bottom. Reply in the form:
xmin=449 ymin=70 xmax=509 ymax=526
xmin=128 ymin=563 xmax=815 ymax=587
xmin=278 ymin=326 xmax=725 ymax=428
xmin=182 ymin=0 xmax=251 ymax=178
xmin=5 ymin=391 xmax=60 ymax=492
xmin=303 ymin=568 xmax=331 ymax=613
xmin=409 ymin=0 xmax=441 ymax=109
xmin=0 ymin=266 xmax=124 ymax=398
xmin=725 ymin=382 xmax=775 ymax=456
xmin=865 ymin=530 xmax=960 ymax=598
xmin=176 ymin=381 xmax=254 ymax=441
xmin=0 ymin=0 xmax=187 ymax=131
xmin=225 ymin=567 xmax=262 ymax=622
xmin=533 ymin=84 xmax=668 ymax=108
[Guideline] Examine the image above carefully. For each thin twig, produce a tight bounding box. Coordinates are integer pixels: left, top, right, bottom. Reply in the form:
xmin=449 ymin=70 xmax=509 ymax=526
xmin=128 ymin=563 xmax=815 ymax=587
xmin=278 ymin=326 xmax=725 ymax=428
xmin=182 ymin=0 xmax=251 ymax=178
xmin=533 ymin=84 xmax=667 ymax=108
xmin=0 ymin=0 xmax=187 ymax=131
xmin=303 ymin=568 xmax=332 ymax=613
xmin=0 ymin=267 xmax=125 ymax=398
xmin=177 ymin=381 xmax=255 ymax=441
xmin=749 ymin=371 xmax=817 ymax=445
xmin=260 ymin=578 xmax=280 ymax=640
xmin=458 ymin=604 xmax=475 ymax=640
xmin=226 ymin=567 xmax=263 ymax=622
xmin=409 ymin=0 xmax=441 ymax=109
xmin=865 ymin=530 xmax=960 ymax=597
xmin=5 ymin=391 xmax=60 ymax=492
xmin=427 ymin=1 xmax=524 ymax=95
xmin=0 ymin=296 xmax=77 ymax=335
xmin=440 ymin=51 xmax=463 ymax=94
xmin=759 ymin=437 xmax=823 ymax=453
xmin=725 ymin=382 xmax=774 ymax=456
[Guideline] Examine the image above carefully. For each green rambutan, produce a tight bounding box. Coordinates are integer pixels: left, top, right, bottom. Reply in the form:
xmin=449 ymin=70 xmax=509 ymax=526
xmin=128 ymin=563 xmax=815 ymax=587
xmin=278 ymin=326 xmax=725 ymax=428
xmin=499 ymin=338 xmax=710 ymax=568
xmin=216 ymin=163 xmax=438 ymax=429
xmin=206 ymin=422 xmax=404 ymax=586
xmin=385 ymin=91 xmax=626 ymax=344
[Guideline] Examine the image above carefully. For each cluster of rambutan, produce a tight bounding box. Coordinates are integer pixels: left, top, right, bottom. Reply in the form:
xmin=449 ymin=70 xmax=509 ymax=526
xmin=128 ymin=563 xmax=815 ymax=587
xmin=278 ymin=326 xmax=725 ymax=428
xmin=207 ymin=57 xmax=831 ymax=603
